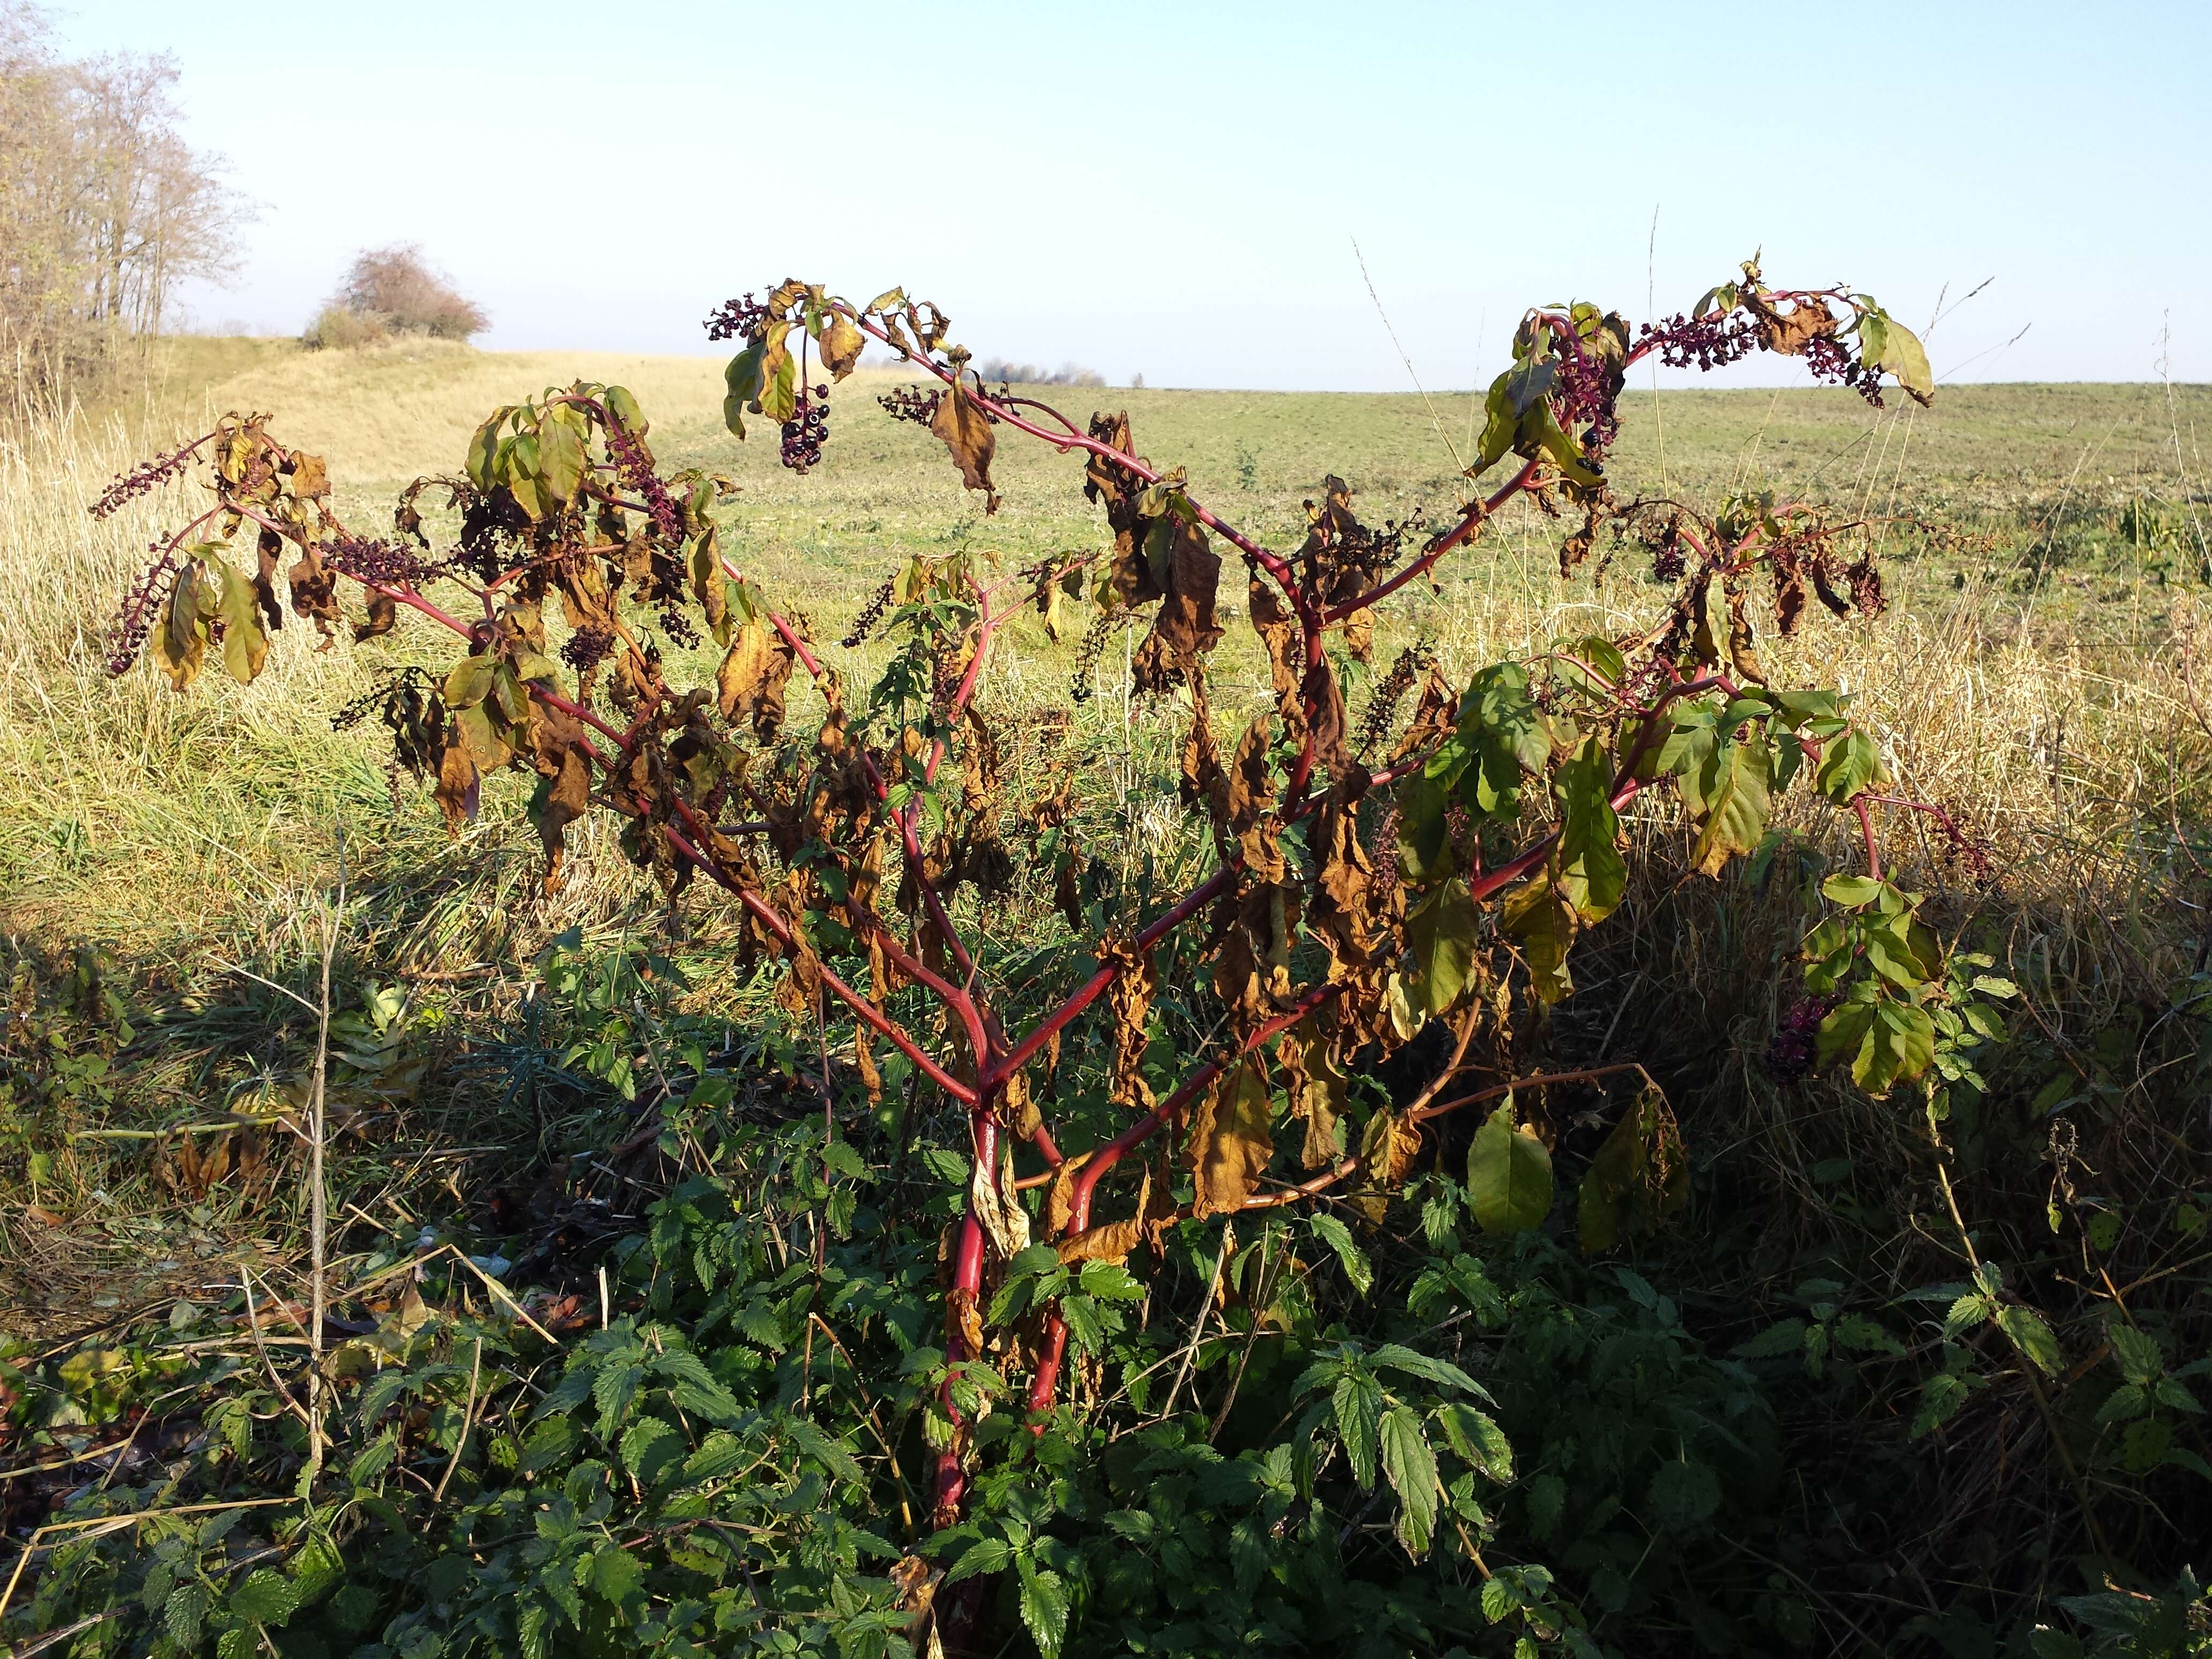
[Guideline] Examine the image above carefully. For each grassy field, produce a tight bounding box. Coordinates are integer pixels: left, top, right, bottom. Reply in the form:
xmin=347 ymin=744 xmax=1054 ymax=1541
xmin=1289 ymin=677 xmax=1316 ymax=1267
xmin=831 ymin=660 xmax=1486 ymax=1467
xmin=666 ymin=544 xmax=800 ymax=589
xmin=2 ymin=333 xmax=2209 ymax=1654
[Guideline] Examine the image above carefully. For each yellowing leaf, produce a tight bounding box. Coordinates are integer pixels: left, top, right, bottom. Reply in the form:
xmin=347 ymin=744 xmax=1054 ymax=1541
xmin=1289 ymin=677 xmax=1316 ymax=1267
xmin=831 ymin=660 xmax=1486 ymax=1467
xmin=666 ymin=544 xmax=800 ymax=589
xmin=1187 ymin=1059 xmax=1273 ymax=1217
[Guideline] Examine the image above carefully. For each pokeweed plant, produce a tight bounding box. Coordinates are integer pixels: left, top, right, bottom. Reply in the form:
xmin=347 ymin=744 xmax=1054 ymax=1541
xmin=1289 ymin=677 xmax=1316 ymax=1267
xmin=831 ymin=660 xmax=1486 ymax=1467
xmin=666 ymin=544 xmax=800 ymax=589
xmin=91 ymin=253 xmax=1971 ymax=1639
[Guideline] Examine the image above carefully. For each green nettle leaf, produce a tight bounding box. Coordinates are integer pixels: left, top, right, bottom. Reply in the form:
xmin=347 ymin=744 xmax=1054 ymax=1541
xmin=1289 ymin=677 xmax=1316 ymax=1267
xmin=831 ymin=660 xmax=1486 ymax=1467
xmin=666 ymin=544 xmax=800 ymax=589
xmin=1333 ymin=1370 xmax=1385 ymax=1489
xmin=229 ymin=1568 xmax=300 ymax=1626
xmin=1434 ymin=1402 xmax=1514 ymax=1482
xmin=1310 ymin=1212 xmax=1374 ymax=1296
xmin=1468 ymin=1103 xmax=1555 ymax=1234
xmin=1378 ymin=1404 xmax=1440 ymax=1558
xmin=1995 ymin=1304 xmax=2064 ymax=1376
xmin=1647 ymin=1460 xmax=1721 ymax=1529
xmin=1017 ymin=1557 xmax=1071 ymax=1659
xmin=1406 ymin=876 xmax=1479 ymax=1014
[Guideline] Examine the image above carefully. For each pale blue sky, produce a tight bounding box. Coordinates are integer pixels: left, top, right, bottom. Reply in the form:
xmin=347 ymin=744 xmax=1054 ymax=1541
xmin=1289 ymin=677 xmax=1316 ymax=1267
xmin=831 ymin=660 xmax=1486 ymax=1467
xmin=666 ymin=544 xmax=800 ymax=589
xmin=51 ymin=0 xmax=2212 ymax=388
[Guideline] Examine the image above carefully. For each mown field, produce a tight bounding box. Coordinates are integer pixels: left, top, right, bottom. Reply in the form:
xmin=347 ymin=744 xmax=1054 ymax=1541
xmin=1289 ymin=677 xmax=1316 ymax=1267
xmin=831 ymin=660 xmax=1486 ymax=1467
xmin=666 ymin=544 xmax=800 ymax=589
xmin=2 ymin=335 xmax=2208 ymax=1658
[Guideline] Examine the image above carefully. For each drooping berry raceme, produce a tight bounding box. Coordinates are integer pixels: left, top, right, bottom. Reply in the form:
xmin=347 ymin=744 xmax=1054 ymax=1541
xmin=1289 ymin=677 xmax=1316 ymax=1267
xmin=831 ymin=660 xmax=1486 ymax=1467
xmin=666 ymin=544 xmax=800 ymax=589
xmin=841 ymin=572 xmax=897 ymax=649
xmin=1637 ymin=311 xmax=1763 ymax=373
xmin=322 ymin=534 xmax=441 ymax=588
xmin=877 ymin=385 xmax=944 ymax=427
xmin=781 ymin=383 xmax=830 ymax=473
xmin=1765 ymin=993 xmax=1840 ymax=1084
xmin=560 ymin=625 xmax=615 ymax=672
xmin=1803 ymin=334 xmax=1886 ymax=407
xmin=702 ymin=294 xmax=771 ymax=343
xmin=602 ymin=412 xmax=685 ymax=544
xmin=106 ymin=542 xmax=182 ymax=675
xmin=89 ymin=435 xmax=210 ymax=520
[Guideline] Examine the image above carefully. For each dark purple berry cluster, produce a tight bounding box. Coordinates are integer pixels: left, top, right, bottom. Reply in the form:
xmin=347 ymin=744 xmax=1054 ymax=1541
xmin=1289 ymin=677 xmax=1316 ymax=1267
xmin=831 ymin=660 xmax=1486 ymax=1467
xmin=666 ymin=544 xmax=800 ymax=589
xmin=1553 ymin=349 xmax=1621 ymax=460
xmin=703 ymin=294 xmax=770 ymax=343
xmin=658 ymin=606 xmax=701 ymax=650
xmin=878 ymin=385 xmax=944 ymax=427
xmin=782 ymin=384 xmax=830 ymax=473
xmin=104 ymin=544 xmax=181 ymax=675
xmin=1765 ymin=993 xmax=1840 ymax=1084
xmin=323 ymin=534 xmax=439 ymax=588
xmin=561 ymin=625 xmax=615 ymax=672
xmin=602 ymin=414 xmax=685 ymax=544
xmin=89 ymin=437 xmax=207 ymax=521
xmin=841 ymin=572 xmax=896 ymax=648
xmin=1638 ymin=312 xmax=1763 ymax=373
xmin=1804 ymin=335 xmax=1885 ymax=407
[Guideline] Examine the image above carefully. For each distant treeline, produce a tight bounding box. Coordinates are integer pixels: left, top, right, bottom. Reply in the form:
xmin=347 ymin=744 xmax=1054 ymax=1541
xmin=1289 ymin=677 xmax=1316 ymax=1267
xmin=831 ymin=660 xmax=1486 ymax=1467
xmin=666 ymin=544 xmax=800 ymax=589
xmin=0 ymin=2 xmax=237 ymax=406
xmin=974 ymin=356 xmax=1105 ymax=387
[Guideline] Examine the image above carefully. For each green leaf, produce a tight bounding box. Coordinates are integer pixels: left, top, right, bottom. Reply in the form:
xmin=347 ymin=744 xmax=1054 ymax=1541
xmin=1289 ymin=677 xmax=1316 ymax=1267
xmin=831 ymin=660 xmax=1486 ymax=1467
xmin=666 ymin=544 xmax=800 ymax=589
xmin=1994 ymin=1305 xmax=2064 ymax=1376
xmin=1912 ymin=1371 xmax=1971 ymax=1437
xmin=1863 ymin=307 xmax=1935 ymax=406
xmin=1468 ymin=1104 xmax=1554 ymax=1234
xmin=1501 ymin=873 xmax=1575 ymax=1005
xmin=1733 ymin=1318 xmax=1811 ymax=1359
xmin=1378 ymin=1404 xmax=1440 ymax=1558
xmin=943 ymin=1535 xmax=1011 ymax=1585
xmin=1814 ymin=727 xmax=1885 ymax=803
xmin=443 ymin=654 xmax=497 ymax=709
xmin=1017 ymin=1558 xmax=1071 ymax=1659
xmin=1647 ymin=1460 xmax=1721 ymax=1528
xmin=722 ymin=343 xmax=764 ymax=438
xmin=1434 ymin=1402 xmax=1513 ymax=1481
xmin=537 ymin=407 xmax=587 ymax=503
xmin=1309 ymin=1212 xmax=1373 ymax=1296
xmin=1371 ymin=1343 xmax=1484 ymax=1397
xmin=1690 ymin=730 xmax=1772 ymax=876
xmin=214 ymin=558 xmax=270 ymax=684
xmin=1821 ymin=873 xmax=1885 ymax=907
xmin=1333 ymin=1370 xmax=1385 ymax=1489
xmin=1553 ymin=737 xmax=1625 ymax=923
xmin=589 ymin=1544 xmax=644 ymax=1606
xmin=1406 ymin=877 xmax=1478 ymax=1015
xmin=1853 ymin=1000 xmax=1937 ymax=1096
xmin=229 ymin=1568 xmax=300 ymax=1626
xmin=2109 ymin=1325 xmax=2162 ymax=1387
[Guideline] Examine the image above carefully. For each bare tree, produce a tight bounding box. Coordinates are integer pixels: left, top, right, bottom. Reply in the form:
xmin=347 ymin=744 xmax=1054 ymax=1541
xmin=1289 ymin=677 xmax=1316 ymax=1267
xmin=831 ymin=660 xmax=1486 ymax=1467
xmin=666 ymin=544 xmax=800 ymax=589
xmin=0 ymin=2 xmax=239 ymax=405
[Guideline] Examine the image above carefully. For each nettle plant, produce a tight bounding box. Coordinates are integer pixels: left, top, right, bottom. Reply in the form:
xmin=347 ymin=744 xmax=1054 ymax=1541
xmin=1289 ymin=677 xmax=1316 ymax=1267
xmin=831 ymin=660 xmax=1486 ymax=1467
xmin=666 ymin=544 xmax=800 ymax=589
xmin=104 ymin=260 xmax=1953 ymax=1555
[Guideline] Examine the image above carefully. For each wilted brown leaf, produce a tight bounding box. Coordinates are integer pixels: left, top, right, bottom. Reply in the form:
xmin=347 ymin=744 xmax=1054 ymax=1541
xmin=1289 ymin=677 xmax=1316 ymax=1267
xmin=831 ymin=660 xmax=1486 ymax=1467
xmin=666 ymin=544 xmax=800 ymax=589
xmin=717 ymin=616 xmax=797 ymax=740
xmin=930 ymin=378 xmax=1000 ymax=514
xmin=1188 ymin=1059 xmax=1274 ymax=1217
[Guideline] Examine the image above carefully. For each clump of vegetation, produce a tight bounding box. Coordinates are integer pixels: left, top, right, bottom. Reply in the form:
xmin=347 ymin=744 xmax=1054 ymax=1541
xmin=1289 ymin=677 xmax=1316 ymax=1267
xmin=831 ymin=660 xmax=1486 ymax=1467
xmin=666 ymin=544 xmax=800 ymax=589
xmin=303 ymin=246 xmax=487 ymax=351
xmin=2 ymin=257 xmax=2208 ymax=1659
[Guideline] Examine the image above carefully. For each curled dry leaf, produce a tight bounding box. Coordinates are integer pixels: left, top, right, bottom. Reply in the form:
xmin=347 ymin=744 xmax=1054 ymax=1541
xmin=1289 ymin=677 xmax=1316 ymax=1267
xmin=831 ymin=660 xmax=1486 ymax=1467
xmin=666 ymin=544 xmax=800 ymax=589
xmin=930 ymin=378 xmax=999 ymax=513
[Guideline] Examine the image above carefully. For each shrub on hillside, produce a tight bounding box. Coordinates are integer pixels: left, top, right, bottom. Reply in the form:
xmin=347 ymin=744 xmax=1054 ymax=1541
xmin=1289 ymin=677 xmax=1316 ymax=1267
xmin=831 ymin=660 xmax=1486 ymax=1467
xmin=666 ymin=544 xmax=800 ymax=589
xmin=302 ymin=244 xmax=485 ymax=348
